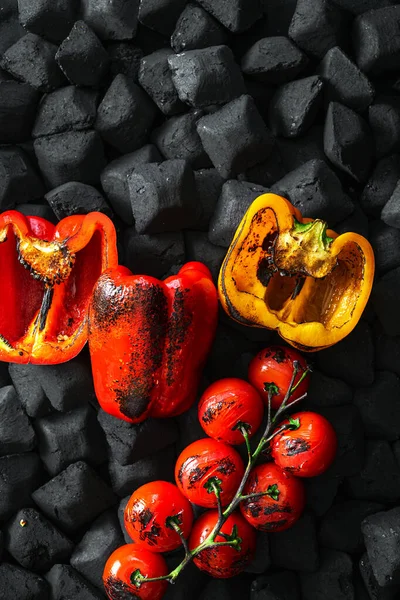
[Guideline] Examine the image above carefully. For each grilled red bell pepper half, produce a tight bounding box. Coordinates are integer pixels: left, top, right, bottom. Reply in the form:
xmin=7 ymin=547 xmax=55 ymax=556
xmin=0 ymin=210 xmax=118 ymax=364
xmin=88 ymin=262 xmax=218 ymax=422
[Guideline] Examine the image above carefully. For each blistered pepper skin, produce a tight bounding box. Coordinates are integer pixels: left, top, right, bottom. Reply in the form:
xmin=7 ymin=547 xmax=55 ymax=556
xmin=88 ymin=262 xmax=218 ymax=423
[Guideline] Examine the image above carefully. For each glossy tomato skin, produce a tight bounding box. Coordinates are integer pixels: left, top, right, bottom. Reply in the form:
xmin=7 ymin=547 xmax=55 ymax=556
xmin=271 ymin=411 xmax=337 ymax=477
xmin=124 ymin=481 xmax=193 ymax=552
xmin=198 ymin=378 xmax=264 ymax=445
xmin=103 ymin=544 xmax=168 ymax=600
xmin=189 ymin=510 xmax=256 ymax=578
xmin=248 ymin=345 xmax=309 ymax=410
xmin=175 ymin=438 xmax=245 ymax=508
xmin=240 ymin=463 xmax=305 ymax=532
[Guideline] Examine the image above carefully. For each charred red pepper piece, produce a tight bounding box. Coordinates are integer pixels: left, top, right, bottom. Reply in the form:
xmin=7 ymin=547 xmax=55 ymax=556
xmin=88 ymin=262 xmax=218 ymax=422
xmin=0 ymin=210 xmax=118 ymax=364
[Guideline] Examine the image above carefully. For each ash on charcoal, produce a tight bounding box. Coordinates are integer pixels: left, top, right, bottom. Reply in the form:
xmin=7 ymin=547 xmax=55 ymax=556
xmin=107 ymin=42 xmax=143 ymax=81
xmin=372 ymin=266 xmax=400 ymax=336
xmin=324 ymin=101 xmax=373 ymax=183
xmin=362 ymin=507 xmax=400 ymax=587
xmin=300 ymin=549 xmax=354 ymax=600
xmin=184 ymin=231 xmax=226 ymax=284
xmin=0 ymin=563 xmax=49 ymax=600
xmin=117 ymin=496 xmax=132 ymax=543
xmin=97 ymin=411 xmax=178 ymax=465
xmin=17 ymin=0 xmax=78 ymax=44
xmin=81 ymin=0 xmax=139 ymax=40
xmin=8 ymin=363 xmax=51 ymax=418
xmin=354 ymin=371 xmax=400 ymax=441
xmin=139 ymin=49 xmax=185 ymax=116
xmin=123 ymin=228 xmax=185 ymax=278
xmin=369 ymin=97 xmax=400 ymax=159
xmin=70 ymin=510 xmax=124 ymax=589
xmin=0 ymin=453 xmax=43 ymax=520
xmin=251 ymin=571 xmax=301 ymax=600
xmin=361 ymin=155 xmax=400 ymax=218
xmin=197 ymin=95 xmax=274 ymax=179
xmin=0 ymin=147 xmax=44 ymax=210
xmin=382 ymin=179 xmax=400 ymax=230
xmin=45 ymin=182 xmax=111 ymax=220
xmin=245 ymin=532 xmax=271 ymax=574
xmin=0 ymin=385 xmax=35 ymax=456
xmin=32 ymin=461 xmax=116 ymax=533
xmin=168 ymin=45 xmax=245 ymax=108
xmin=171 ymin=4 xmax=228 ymax=53
xmin=35 ymin=405 xmax=107 ymax=476
xmin=318 ymin=46 xmax=374 ymax=112
xmin=359 ymin=552 xmax=400 ymax=600
xmin=319 ymin=500 xmax=384 ymax=554
xmin=270 ymin=512 xmax=319 ymax=572
xmin=127 ymin=159 xmax=197 ymax=234
xmin=241 ymin=36 xmax=309 ymax=85
xmin=4 ymin=508 xmax=73 ymax=572
xmin=95 ymin=74 xmax=157 ymax=153
xmin=45 ymin=564 xmax=104 ymax=600
xmin=305 ymin=474 xmax=341 ymax=517
xmin=138 ymin=0 xmax=187 ymax=36
xmin=353 ymin=6 xmax=400 ymax=75
xmin=0 ymin=81 xmax=39 ymax=144
xmin=196 ymin=0 xmax=262 ymax=33
xmin=335 ymin=204 xmax=369 ymax=238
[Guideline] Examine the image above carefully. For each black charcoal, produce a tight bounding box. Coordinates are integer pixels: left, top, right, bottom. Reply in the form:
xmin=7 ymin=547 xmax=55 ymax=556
xmin=171 ymin=4 xmax=228 ymax=53
xmin=242 ymin=36 xmax=308 ymax=85
xmin=0 ymin=453 xmax=43 ymax=520
xmin=382 ymin=179 xmax=400 ymax=229
xmin=101 ymin=145 xmax=162 ymax=224
xmin=0 ymin=363 xmax=10 ymax=388
xmin=176 ymin=383 xmax=208 ymax=452
xmin=276 ymin=125 xmax=325 ymax=172
xmin=18 ymin=203 xmax=57 ymax=223
xmin=372 ymin=267 xmax=400 ymax=336
xmin=17 ymin=0 xmax=78 ymax=44
xmin=34 ymin=130 xmax=106 ymax=188
xmin=81 ymin=0 xmax=139 ymax=40
xmin=45 ymin=182 xmax=111 ymax=220
xmin=270 ymin=512 xmax=319 ymax=572
xmin=117 ymin=496 xmax=132 ymax=543
xmin=0 ymin=81 xmax=39 ymax=143
xmin=0 ymin=147 xmax=44 ymax=210
xmin=0 ymin=563 xmax=49 ymax=600
xmin=0 ymin=12 xmax=25 ymax=58
xmin=332 ymin=0 xmax=396 ymax=13
xmin=70 ymin=510 xmax=124 ymax=589
xmin=151 ymin=110 xmax=211 ymax=169
xmin=245 ymin=532 xmax=271 ymax=574
xmin=324 ymin=101 xmax=373 ymax=182
xmin=305 ymin=474 xmax=341 ymax=517
xmin=184 ymin=232 xmax=226 ymax=283
xmin=197 ymin=95 xmax=274 ymax=179
xmin=32 ymin=87 xmax=97 ymax=138
xmin=369 ymin=97 xmax=400 ymax=158
xmin=307 ymin=370 xmax=352 ymax=407
xmin=95 ymin=74 xmax=157 ymax=153
xmin=353 ymin=6 xmax=400 ymax=75
xmin=347 ymin=440 xmax=400 ymax=502
xmin=127 ymin=159 xmax=197 ymax=234
xmin=300 ymin=549 xmax=354 ymax=600
xmin=251 ymin=571 xmax=300 ymax=600
xmin=374 ymin=324 xmax=400 ymax=377
xmin=193 ymin=169 xmax=226 ymax=231
xmin=199 ymin=579 xmax=244 ymax=600
xmin=45 ymin=564 xmax=104 ymax=600
xmin=98 ymin=411 xmax=178 ymax=465
xmin=359 ymin=552 xmax=400 ymax=600
xmin=320 ymin=500 xmax=384 ymax=554
xmin=0 ymin=385 xmax=35 ymax=456
xmin=139 ymin=49 xmax=185 ymax=115
xmin=168 ymin=46 xmax=245 ymax=108
xmin=269 ymin=75 xmax=324 ymax=138
xmin=8 ymin=363 xmax=51 ymax=418
xmin=35 ymin=405 xmax=107 ymax=476
xmin=272 ymin=159 xmax=353 ymax=226
xmin=196 ymin=0 xmax=262 ymax=33
xmin=361 ymin=155 xmax=400 ymax=217
xmin=123 ymin=228 xmax=185 ymax=278
xmin=164 ymin=561 xmax=207 ymax=600
xmin=334 ymin=204 xmax=369 ymax=238
xmin=33 ymin=461 xmax=116 ymax=533
xmin=206 ymin=323 xmax=257 ymax=381
xmin=5 ymin=508 xmax=73 ymax=572
xmin=209 ymin=180 xmax=267 ymax=248
xmin=107 ymin=42 xmax=143 ymax=81
xmin=354 ymin=371 xmax=400 ymax=440
xmin=138 ymin=0 xmax=187 ymax=36
xmin=1 ymin=34 xmax=64 ymax=92
xmin=55 ymin=21 xmax=109 ymax=88
xmin=362 ymin=507 xmax=400 ymax=587
xmin=320 ymin=405 xmax=365 ymax=478
xmin=318 ymin=46 xmax=374 ymax=112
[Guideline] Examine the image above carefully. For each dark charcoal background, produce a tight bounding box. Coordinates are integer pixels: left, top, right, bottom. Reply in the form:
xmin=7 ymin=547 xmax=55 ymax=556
xmin=1 ymin=0 xmax=400 ymax=599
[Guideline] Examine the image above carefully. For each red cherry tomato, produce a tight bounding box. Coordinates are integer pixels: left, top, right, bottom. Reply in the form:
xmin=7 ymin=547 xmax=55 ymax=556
xmin=248 ymin=345 xmax=309 ymax=410
xmin=271 ymin=411 xmax=337 ymax=477
xmin=240 ymin=463 xmax=305 ymax=532
xmin=103 ymin=544 xmax=168 ymax=600
xmin=124 ymin=481 xmax=193 ymax=553
xmin=175 ymin=438 xmax=245 ymax=508
xmin=198 ymin=378 xmax=264 ymax=445
xmin=189 ymin=510 xmax=256 ymax=578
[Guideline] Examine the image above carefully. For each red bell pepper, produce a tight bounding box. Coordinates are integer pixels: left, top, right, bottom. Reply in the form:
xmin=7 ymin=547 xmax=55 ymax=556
xmin=0 ymin=210 xmax=118 ymax=364
xmin=88 ymin=262 xmax=218 ymax=422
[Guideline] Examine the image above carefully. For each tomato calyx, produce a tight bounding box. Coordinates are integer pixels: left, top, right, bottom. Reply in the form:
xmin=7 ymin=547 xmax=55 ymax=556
xmin=287 ymin=417 xmax=301 ymax=430
xmin=263 ymin=381 xmax=279 ymax=395
xmin=130 ymin=569 xmax=144 ymax=589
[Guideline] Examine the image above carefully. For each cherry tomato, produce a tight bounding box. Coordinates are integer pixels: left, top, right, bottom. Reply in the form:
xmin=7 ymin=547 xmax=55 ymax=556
xmin=248 ymin=345 xmax=309 ymax=410
xmin=271 ymin=411 xmax=337 ymax=477
xmin=124 ymin=481 xmax=194 ymax=553
xmin=240 ymin=463 xmax=305 ymax=532
xmin=189 ymin=510 xmax=256 ymax=578
xmin=175 ymin=438 xmax=245 ymax=508
xmin=103 ymin=544 xmax=168 ymax=600
xmin=198 ymin=378 xmax=264 ymax=445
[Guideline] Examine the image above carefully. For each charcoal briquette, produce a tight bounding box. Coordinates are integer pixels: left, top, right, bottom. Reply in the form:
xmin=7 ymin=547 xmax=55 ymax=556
xmin=382 ymin=179 xmax=400 ymax=230
xmin=245 ymin=532 xmax=271 ymax=574
xmin=17 ymin=0 xmax=78 ymax=44
xmin=374 ymin=323 xmax=400 ymax=378
xmin=331 ymin=0 xmax=396 ymax=14
xmin=347 ymin=440 xmax=400 ymax=503
xmin=324 ymin=101 xmax=373 ymax=183
xmin=164 ymin=561 xmax=208 ymax=600
xmin=372 ymin=267 xmax=400 ymax=336
xmin=1 ymin=33 xmax=65 ymax=92
xmin=251 ymin=571 xmax=301 ymax=600
xmin=0 ymin=81 xmax=39 ymax=144
xmin=272 ymin=158 xmax=354 ymax=226
xmin=117 ymin=497 xmax=132 ymax=543
xmin=206 ymin=323 xmax=257 ymax=382
xmin=270 ymin=512 xmax=319 ymax=572
xmin=369 ymin=97 xmax=400 ymax=159
xmin=193 ymin=168 xmax=226 ymax=232
xmin=184 ymin=231 xmax=226 ymax=283
xmin=138 ymin=0 xmax=187 ymax=36
xmin=334 ymin=204 xmax=369 ymax=238
xmin=361 ymin=155 xmax=400 ymax=218
xmin=306 ymin=370 xmax=352 ymax=408
xmin=359 ymin=552 xmax=400 ymax=600
xmin=171 ymin=3 xmax=228 ymax=54
xmin=0 ymin=563 xmax=49 ymax=600
xmin=123 ymin=227 xmax=185 ymax=278
xmin=8 ymin=363 xmax=51 ymax=418
xmin=0 ymin=453 xmax=43 ymax=520
xmin=353 ymin=6 xmax=400 ymax=75
xmin=45 ymin=564 xmax=104 ymax=600
xmin=318 ymin=46 xmax=374 ymax=112
xmin=0 ymin=363 xmax=10 ymax=388
xmin=139 ymin=49 xmax=186 ymax=116
xmin=354 ymin=371 xmax=400 ymax=441
xmin=305 ymin=473 xmax=341 ymax=517
xmin=0 ymin=385 xmax=35 ymax=456
xmin=4 ymin=508 xmax=73 ymax=572
xmin=241 ymin=36 xmax=308 ymax=85
xmin=107 ymin=42 xmax=143 ymax=81
xmin=176 ymin=378 xmax=210 ymax=453
xmin=0 ymin=147 xmax=44 ymax=210
xmin=168 ymin=45 xmax=245 ymax=108
xmin=196 ymin=0 xmax=262 ymax=33
xmin=276 ymin=125 xmax=325 ymax=173
xmin=45 ymin=182 xmax=111 ymax=220
xmin=362 ymin=507 xmax=400 ymax=587
xmin=95 ymin=74 xmax=157 ymax=153
xmin=80 ymin=0 xmax=139 ymax=40
xmin=70 ymin=510 xmax=124 ymax=589
xmin=300 ymin=549 xmax=354 ymax=600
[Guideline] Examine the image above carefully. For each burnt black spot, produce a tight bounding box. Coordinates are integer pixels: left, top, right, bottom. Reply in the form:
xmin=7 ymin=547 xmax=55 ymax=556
xmin=264 ymin=502 xmax=292 ymax=516
xmin=139 ymin=508 xmax=153 ymax=528
xmin=259 ymin=519 xmax=288 ymax=532
xmin=140 ymin=521 xmax=162 ymax=546
xmin=165 ymin=288 xmax=192 ymax=387
xmin=104 ymin=576 xmax=140 ymax=600
xmin=231 ymin=547 xmax=254 ymax=574
xmin=202 ymin=399 xmax=236 ymax=424
xmin=272 ymin=348 xmax=286 ymax=363
xmin=244 ymin=500 xmax=262 ymax=518
xmin=188 ymin=464 xmax=212 ymax=488
xmin=285 ymin=437 xmax=311 ymax=456
xmin=217 ymin=457 xmax=236 ymax=476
